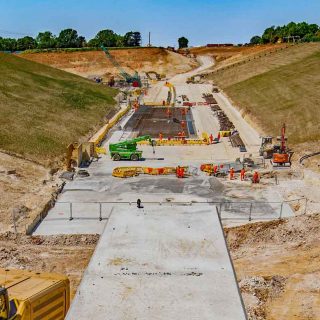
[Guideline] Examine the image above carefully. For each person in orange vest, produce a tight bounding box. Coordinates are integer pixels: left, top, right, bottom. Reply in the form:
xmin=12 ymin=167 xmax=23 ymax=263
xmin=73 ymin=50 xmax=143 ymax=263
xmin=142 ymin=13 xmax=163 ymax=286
xmin=176 ymin=166 xmax=184 ymax=178
xmin=159 ymin=132 xmax=163 ymax=141
xmin=240 ymin=168 xmax=246 ymax=181
xmin=209 ymin=133 xmax=214 ymax=144
xmin=178 ymin=131 xmax=182 ymax=139
xmin=217 ymin=132 xmax=221 ymax=141
xmin=229 ymin=167 xmax=235 ymax=180
xmin=252 ymin=171 xmax=260 ymax=183
xmin=213 ymin=165 xmax=218 ymax=176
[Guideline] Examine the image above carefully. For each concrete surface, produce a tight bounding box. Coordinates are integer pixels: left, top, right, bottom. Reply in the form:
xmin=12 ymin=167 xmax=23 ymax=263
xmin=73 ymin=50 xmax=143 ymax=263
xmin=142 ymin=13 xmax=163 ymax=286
xmin=66 ymin=206 xmax=247 ymax=320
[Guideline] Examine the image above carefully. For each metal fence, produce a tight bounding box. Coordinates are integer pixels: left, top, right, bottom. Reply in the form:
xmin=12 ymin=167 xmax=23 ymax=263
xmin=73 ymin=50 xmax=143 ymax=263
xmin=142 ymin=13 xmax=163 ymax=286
xmin=50 ymin=198 xmax=308 ymax=223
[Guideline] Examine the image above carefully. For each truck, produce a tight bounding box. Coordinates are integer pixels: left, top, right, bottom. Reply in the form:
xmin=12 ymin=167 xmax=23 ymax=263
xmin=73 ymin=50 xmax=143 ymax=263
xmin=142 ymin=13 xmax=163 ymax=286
xmin=109 ymin=135 xmax=154 ymax=161
xmin=0 ymin=268 xmax=70 ymax=320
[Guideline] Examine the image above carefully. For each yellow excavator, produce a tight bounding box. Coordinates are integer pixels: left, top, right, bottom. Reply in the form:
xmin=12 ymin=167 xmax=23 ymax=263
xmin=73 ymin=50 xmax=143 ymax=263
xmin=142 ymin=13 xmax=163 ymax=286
xmin=0 ymin=268 xmax=70 ymax=319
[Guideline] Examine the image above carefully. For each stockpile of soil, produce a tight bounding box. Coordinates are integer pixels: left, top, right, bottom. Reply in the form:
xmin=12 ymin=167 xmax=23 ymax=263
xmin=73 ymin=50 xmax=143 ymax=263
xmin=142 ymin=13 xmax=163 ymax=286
xmin=225 ymin=214 xmax=320 ymax=319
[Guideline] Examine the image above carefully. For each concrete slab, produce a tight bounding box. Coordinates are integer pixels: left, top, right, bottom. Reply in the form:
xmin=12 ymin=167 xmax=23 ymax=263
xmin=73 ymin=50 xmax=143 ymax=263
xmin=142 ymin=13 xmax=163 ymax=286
xmin=66 ymin=206 xmax=247 ymax=320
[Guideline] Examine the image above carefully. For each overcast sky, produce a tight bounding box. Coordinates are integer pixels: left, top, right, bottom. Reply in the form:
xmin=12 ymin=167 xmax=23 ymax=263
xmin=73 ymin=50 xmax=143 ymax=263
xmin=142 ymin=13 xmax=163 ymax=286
xmin=0 ymin=0 xmax=320 ymax=46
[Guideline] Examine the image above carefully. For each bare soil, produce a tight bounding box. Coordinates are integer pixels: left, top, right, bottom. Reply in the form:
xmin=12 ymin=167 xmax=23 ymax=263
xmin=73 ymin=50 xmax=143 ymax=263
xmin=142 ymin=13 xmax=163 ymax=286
xmin=20 ymin=48 xmax=198 ymax=79
xmin=225 ymin=214 xmax=320 ymax=320
xmin=0 ymin=152 xmax=59 ymax=233
xmin=0 ymin=232 xmax=98 ymax=298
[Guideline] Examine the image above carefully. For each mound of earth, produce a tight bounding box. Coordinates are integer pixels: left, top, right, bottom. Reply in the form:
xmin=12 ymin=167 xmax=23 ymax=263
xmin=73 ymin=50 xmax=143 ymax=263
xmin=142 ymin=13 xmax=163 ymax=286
xmin=20 ymin=47 xmax=198 ymax=79
xmin=225 ymin=213 xmax=320 ymax=319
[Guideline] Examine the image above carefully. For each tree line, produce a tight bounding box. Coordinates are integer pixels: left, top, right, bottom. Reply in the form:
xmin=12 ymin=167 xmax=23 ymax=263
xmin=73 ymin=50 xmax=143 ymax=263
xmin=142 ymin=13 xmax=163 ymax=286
xmin=0 ymin=28 xmax=142 ymax=51
xmin=250 ymin=22 xmax=320 ymax=45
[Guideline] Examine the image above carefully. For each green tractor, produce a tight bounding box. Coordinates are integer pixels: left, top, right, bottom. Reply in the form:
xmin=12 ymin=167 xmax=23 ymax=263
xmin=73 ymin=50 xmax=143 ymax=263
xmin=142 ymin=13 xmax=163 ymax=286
xmin=109 ymin=135 xmax=153 ymax=161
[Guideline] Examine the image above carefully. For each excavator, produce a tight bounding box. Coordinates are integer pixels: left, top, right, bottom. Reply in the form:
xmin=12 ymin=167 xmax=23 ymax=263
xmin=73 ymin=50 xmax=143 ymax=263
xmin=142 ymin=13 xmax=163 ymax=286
xmin=109 ymin=135 xmax=154 ymax=161
xmin=0 ymin=268 xmax=70 ymax=320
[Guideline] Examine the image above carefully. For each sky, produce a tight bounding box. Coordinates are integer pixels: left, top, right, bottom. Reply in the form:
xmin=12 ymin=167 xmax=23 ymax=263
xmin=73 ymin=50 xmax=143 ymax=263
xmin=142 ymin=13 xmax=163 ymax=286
xmin=0 ymin=0 xmax=320 ymax=47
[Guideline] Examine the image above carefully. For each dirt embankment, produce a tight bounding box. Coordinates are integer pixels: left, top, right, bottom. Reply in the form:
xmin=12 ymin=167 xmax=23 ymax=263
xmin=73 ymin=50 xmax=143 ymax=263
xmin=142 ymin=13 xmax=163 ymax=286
xmin=20 ymin=48 xmax=198 ymax=79
xmin=0 ymin=152 xmax=60 ymax=233
xmin=190 ymin=44 xmax=286 ymax=68
xmin=0 ymin=232 xmax=99 ymax=298
xmin=225 ymin=214 xmax=320 ymax=320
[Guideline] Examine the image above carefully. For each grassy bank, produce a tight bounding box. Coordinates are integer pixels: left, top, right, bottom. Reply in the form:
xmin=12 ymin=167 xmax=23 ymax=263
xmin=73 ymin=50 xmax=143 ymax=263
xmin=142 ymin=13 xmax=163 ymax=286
xmin=0 ymin=52 xmax=117 ymax=162
xmin=208 ymin=43 xmax=320 ymax=147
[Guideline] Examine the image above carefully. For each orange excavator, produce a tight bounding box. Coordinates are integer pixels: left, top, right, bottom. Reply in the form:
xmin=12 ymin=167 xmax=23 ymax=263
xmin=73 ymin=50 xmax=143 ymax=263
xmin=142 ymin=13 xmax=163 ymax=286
xmin=271 ymin=124 xmax=293 ymax=167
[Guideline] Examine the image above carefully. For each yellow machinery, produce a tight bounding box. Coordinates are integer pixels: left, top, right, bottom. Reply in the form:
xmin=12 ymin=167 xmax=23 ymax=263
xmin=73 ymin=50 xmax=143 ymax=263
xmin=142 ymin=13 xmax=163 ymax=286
xmin=0 ymin=268 xmax=70 ymax=320
xmin=112 ymin=166 xmax=188 ymax=178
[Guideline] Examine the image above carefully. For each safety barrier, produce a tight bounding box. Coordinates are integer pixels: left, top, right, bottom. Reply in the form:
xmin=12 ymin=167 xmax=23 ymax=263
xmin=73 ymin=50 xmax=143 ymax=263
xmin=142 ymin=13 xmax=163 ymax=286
xmin=112 ymin=166 xmax=188 ymax=178
xmin=51 ymin=197 xmax=307 ymax=223
xmin=89 ymin=104 xmax=131 ymax=147
xmin=138 ymin=138 xmax=210 ymax=146
xmin=219 ymin=130 xmax=231 ymax=137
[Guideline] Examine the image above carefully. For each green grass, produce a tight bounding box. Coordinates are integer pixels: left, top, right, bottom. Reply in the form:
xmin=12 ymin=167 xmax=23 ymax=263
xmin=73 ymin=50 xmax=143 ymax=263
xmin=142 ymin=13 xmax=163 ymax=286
xmin=0 ymin=52 xmax=118 ymax=161
xmin=210 ymin=44 xmax=320 ymax=146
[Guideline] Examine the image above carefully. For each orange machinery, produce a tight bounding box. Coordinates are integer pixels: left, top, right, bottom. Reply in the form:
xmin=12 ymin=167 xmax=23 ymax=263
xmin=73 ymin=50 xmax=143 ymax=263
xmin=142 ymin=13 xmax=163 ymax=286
xmin=272 ymin=124 xmax=293 ymax=167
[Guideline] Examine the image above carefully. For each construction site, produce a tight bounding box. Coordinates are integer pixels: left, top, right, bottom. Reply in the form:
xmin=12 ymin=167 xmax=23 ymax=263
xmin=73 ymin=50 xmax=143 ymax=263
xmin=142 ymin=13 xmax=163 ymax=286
xmin=1 ymin=6 xmax=320 ymax=319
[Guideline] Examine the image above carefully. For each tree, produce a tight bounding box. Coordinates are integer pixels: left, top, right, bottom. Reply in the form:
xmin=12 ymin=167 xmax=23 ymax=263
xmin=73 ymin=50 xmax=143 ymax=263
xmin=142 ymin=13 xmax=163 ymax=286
xmin=57 ymin=28 xmax=83 ymax=48
xmin=123 ymin=32 xmax=135 ymax=46
xmin=250 ymin=35 xmax=262 ymax=45
xmin=17 ymin=36 xmax=36 ymax=50
xmin=115 ymin=34 xmax=125 ymax=47
xmin=36 ymin=31 xmax=56 ymax=49
xmin=132 ymin=32 xmax=142 ymax=46
xmin=87 ymin=38 xmax=99 ymax=47
xmin=262 ymin=26 xmax=275 ymax=43
xmin=254 ymin=22 xmax=320 ymax=44
xmin=93 ymin=29 xmax=117 ymax=47
xmin=0 ymin=38 xmax=17 ymax=51
xmin=77 ymin=36 xmax=86 ymax=47
xmin=178 ymin=36 xmax=189 ymax=49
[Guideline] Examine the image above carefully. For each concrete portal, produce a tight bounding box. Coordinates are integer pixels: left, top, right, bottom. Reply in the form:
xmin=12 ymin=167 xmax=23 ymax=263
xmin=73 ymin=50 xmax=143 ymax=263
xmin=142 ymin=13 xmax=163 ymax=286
xmin=66 ymin=206 xmax=247 ymax=320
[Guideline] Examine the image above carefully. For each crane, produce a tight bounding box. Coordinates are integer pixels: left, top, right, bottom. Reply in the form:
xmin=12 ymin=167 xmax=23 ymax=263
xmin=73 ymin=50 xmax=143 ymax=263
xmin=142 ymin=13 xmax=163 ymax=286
xmin=101 ymin=45 xmax=141 ymax=87
xmin=109 ymin=135 xmax=154 ymax=161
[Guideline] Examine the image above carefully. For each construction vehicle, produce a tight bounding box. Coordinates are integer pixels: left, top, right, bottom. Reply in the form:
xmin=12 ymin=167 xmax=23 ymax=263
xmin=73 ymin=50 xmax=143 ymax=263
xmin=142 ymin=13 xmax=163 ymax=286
xmin=109 ymin=135 xmax=154 ymax=161
xmin=271 ymin=124 xmax=293 ymax=167
xmin=101 ymin=45 xmax=141 ymax=87
xmin=259 ymin=136 xmax=274 ymax=159
xmin=0 ymin=268 xmax=70 ymax=320
xmin=145 ymin=71 xmax=164 ymax=81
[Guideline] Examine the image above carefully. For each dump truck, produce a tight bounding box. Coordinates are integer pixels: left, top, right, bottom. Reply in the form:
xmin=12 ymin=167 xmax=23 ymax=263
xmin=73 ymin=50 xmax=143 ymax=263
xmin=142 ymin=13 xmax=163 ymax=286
xmin=0 ymin=268 xmax=70 ymax=320
xmin=109 ymin=135 xmax=154 ymax=161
